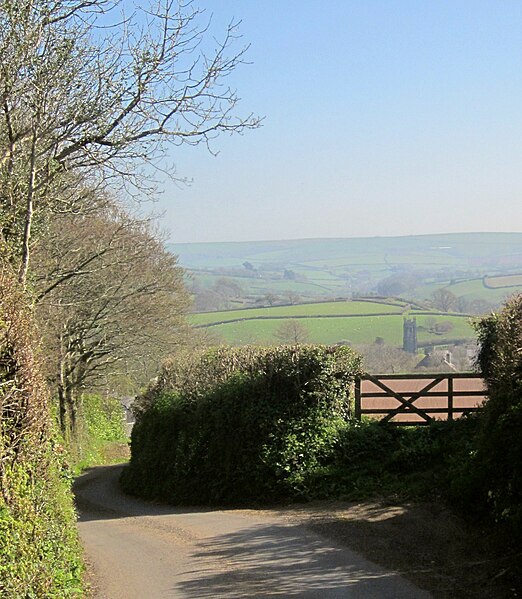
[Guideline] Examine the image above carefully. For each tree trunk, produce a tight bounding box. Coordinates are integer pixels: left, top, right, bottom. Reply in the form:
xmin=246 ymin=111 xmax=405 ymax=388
xmin=18 ymin=128 xmax=38 ymax=287
xmin=66 ymin=386 xmax=77 ymax=436
xmin=58 ymin=384 xmax=67 ymax=439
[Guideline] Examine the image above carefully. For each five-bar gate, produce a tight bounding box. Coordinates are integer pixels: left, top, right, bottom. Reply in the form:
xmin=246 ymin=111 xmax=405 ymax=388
xmin=355 ymin=373 xmax=487 ymax=425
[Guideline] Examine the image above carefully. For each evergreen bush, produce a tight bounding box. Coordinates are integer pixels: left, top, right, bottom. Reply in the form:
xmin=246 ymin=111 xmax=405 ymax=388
xmin=471 ymin=293 xmax=522 ymax=536
xmin=122 ymin=345 xmax=362 ymax=503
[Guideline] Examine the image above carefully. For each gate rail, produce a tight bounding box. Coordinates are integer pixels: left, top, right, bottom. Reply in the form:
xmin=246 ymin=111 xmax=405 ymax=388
xmin=354 ymin=373 xmax=487 ymax=425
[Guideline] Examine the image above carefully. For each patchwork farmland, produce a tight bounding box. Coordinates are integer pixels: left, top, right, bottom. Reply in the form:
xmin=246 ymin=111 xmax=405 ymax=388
xmin=190 ymin=300 xmax=475 ymax=347
xmin=171 ymin=232 xmax=522 ymax=310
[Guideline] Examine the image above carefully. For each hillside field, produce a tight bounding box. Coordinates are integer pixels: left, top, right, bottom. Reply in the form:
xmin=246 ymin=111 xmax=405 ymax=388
xmin=190 ymin=300 xmax=408 ymax=326
xmin=484 ymin=273 xmax=522 ymax=288
xmin=191 ymin=300 xmax=475 ymax=347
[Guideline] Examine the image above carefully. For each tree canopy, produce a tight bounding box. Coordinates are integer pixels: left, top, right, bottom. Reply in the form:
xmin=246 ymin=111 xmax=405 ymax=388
xmin=0 ymin=0 xmax=259 ymax=283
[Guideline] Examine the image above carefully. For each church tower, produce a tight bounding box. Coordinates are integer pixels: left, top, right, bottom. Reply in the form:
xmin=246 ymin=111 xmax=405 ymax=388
xmin=403 ymin=317 xmax=418 ymax=353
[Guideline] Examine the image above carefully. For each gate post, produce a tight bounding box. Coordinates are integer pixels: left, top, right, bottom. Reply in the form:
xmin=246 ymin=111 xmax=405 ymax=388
xmin=448 ymin=375 xmax=454 ymax=421
xmin=355 ymin=377 xmax=362 ymax=420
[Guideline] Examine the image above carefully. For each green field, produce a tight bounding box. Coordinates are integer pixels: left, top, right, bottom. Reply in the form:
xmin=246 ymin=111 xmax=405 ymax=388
xmin=192 ymin=300 xmax=475 ymax=347
xmin=447 ymin=279 xmax=515 ymax=301
xmin=404 ymin=277 xmax=522 ymax=305
xmin=173 ymin=233 xmax=522 ymax=308
xmin=191 ymin=272 xmax=331 ymax=296
xmin=190 ymin=300 xmax=409 ymax=326
xmin=205 ymin=314 xmax=474 ymax=346
xmin=484 ymin=274 xmax=522 ymax=288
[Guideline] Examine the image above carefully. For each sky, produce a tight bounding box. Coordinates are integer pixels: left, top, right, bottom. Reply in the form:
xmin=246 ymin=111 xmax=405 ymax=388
xmin=151 ymin=1 xmax=522 ymax=243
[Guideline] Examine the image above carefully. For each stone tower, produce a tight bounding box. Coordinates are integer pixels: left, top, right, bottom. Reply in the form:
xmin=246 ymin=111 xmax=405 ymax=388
xmin=403 ymin=317 xmax=418 ymax=353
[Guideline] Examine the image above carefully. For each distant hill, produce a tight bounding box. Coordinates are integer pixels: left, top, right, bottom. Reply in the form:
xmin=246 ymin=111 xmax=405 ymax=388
xmin=168 ymin=233 xmax=522 ymax=309
xmin=169 ymin=232 xmax=522 ymax=269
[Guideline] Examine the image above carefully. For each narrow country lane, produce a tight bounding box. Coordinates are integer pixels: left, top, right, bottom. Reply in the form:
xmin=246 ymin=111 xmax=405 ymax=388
xmin=74 ymin=465 xmax=431 ymax=599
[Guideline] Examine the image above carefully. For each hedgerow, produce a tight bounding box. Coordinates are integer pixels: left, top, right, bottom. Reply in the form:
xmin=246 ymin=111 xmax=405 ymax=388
xmin=469 ymin=293 xmax=522 ymax=537
xmin=311 ymin=415 xmax=480 ymax=501
xmin=0 ymin=270 xmax=83 ymax=597
xmin=121 ymin=345 xmax=362 ymax=503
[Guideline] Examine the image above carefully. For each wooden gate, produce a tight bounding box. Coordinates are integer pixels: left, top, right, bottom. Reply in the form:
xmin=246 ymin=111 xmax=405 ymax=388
xmin=354 ymin=373 xmax=487 ymax=425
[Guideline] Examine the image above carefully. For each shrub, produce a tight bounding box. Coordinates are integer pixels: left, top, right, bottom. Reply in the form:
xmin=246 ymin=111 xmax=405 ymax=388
xmin=318 ymin=416 xmax=480 ymax=501
xmin=81 ymin=394 xmax=127 ymax=444
xmin=0 ymin=455 xmax=83 ymax=597
xmin=122 ymin=345 xmax=362 ymax=503
xmin=469 ymin=294 xmax=522 ymax=536
xmin=0 ymin=269 xmax=83 ymax=596
xmin=68 ymin=394 xmax=128 ymax=473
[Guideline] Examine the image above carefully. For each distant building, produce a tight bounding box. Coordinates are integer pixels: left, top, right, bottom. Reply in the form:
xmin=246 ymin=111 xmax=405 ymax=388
xmin=403 ymin=317 xmax=418 ymax=353
xmin=120 ymin=396 xmax=135 ymax=436
xmin=415 ymin=350 xmax=457 ymax=371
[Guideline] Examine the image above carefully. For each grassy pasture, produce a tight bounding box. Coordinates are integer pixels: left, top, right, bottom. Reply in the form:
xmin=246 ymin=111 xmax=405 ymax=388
xmin=408 ymin=277 xmax=522 ymax=304
xmin=206 ymin=316 xmax=403 ymax=345
xmin=416 ymin=314 xmax=475 ymax=344
xmin=188 ymin=271 xmax=342 ymax=295
xmin=246 ymin=278 xmax=339 ymax=293
xmin=175 ymin=234 xmax=522 ymax=308
xmin=298 ymin=252 xmax=464 ymax=269
xmin=447 ymin=279 xmax=522 ymax=302
xmin=292 ymin=269 xmax=346 ymax=281
xmin=206 ymin=314 xmax=474 ymax=346
xmin=190 ymin=300 xmax=407 ymax=326
xmin=484 ymin=273 xmax=522 ymax=288
xmin=192 ymin=299 xmax=475 ymax=346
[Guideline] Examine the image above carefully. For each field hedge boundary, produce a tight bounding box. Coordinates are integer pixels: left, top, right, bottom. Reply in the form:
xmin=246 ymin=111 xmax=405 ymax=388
xmin=472 ymin=294 xmax=522 ymax=537
xmin=122 ymin=345 xmax=362 ymax=504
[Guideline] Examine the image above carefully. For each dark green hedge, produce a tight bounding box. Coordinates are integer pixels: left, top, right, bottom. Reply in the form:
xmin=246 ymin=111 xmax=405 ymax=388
xmin=470 ymin=294 xmax=522 ymax=536
xmin=121 ymin=345 xmax=362 ymax=504
xmin=312 ymin=415 xmax=481 ymax=501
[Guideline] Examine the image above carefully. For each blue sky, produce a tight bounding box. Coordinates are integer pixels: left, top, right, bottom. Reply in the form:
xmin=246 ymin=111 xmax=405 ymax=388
xmin=154 ymin=1 xmax=522 ymax=243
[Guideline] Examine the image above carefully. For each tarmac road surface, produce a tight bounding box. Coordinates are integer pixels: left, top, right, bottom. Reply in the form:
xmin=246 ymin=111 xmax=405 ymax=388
xmin=74 ymin=464 xmax=431 ymax=599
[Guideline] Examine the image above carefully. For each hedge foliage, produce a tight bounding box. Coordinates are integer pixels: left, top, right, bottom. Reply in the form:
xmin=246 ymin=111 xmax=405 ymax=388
xmin=68 ymin=393 xmax=128 ymax=473
xmin=316 ymin=415 xmax=480 ymax=501
xmin=122 ymin=345 xmax=362 ymax=503
xmin=0 ymin=270 xmax=83 ymax=597
xmin=471 ymin=294 xmax=522 ymax=536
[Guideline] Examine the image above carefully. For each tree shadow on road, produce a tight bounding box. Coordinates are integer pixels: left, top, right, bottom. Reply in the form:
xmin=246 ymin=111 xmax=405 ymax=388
xmin=74 ymin=465 xmax=517 ymax=599
xmin=284 ymin=507 xmax=515 ymax=599
xmin=174 ymin=521 xmax=426 ymax=598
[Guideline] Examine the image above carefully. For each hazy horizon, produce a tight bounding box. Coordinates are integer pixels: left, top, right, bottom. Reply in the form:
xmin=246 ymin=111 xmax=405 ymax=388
xmin=152 ymin=1 xmax=522 ymax=244
xmin=168 ymin=230 xmax=522 ymax=246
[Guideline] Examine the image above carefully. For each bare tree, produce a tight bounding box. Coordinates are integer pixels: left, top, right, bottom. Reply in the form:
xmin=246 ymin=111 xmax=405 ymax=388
xmin=274 ymin=320 xmax=310 ymax=344
xmin=355 ymin=343 xmax=418 ymax=374
xmin=424 ymin=317 xmax=455 ymax=335
xmin=430 ymin=288 xmax=457 ymax=312
xmin=0 ymin=0 xmax=259 ymax=284
xmin=34 ymin=205 xmax=190 ymax=434
xmin=287 ymin=292 xmax=301 ymax=305
xmin=263 ymin=293 xmax=278 ymax=307
xmin=214 ymin=278 xmax=242 ymax=299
